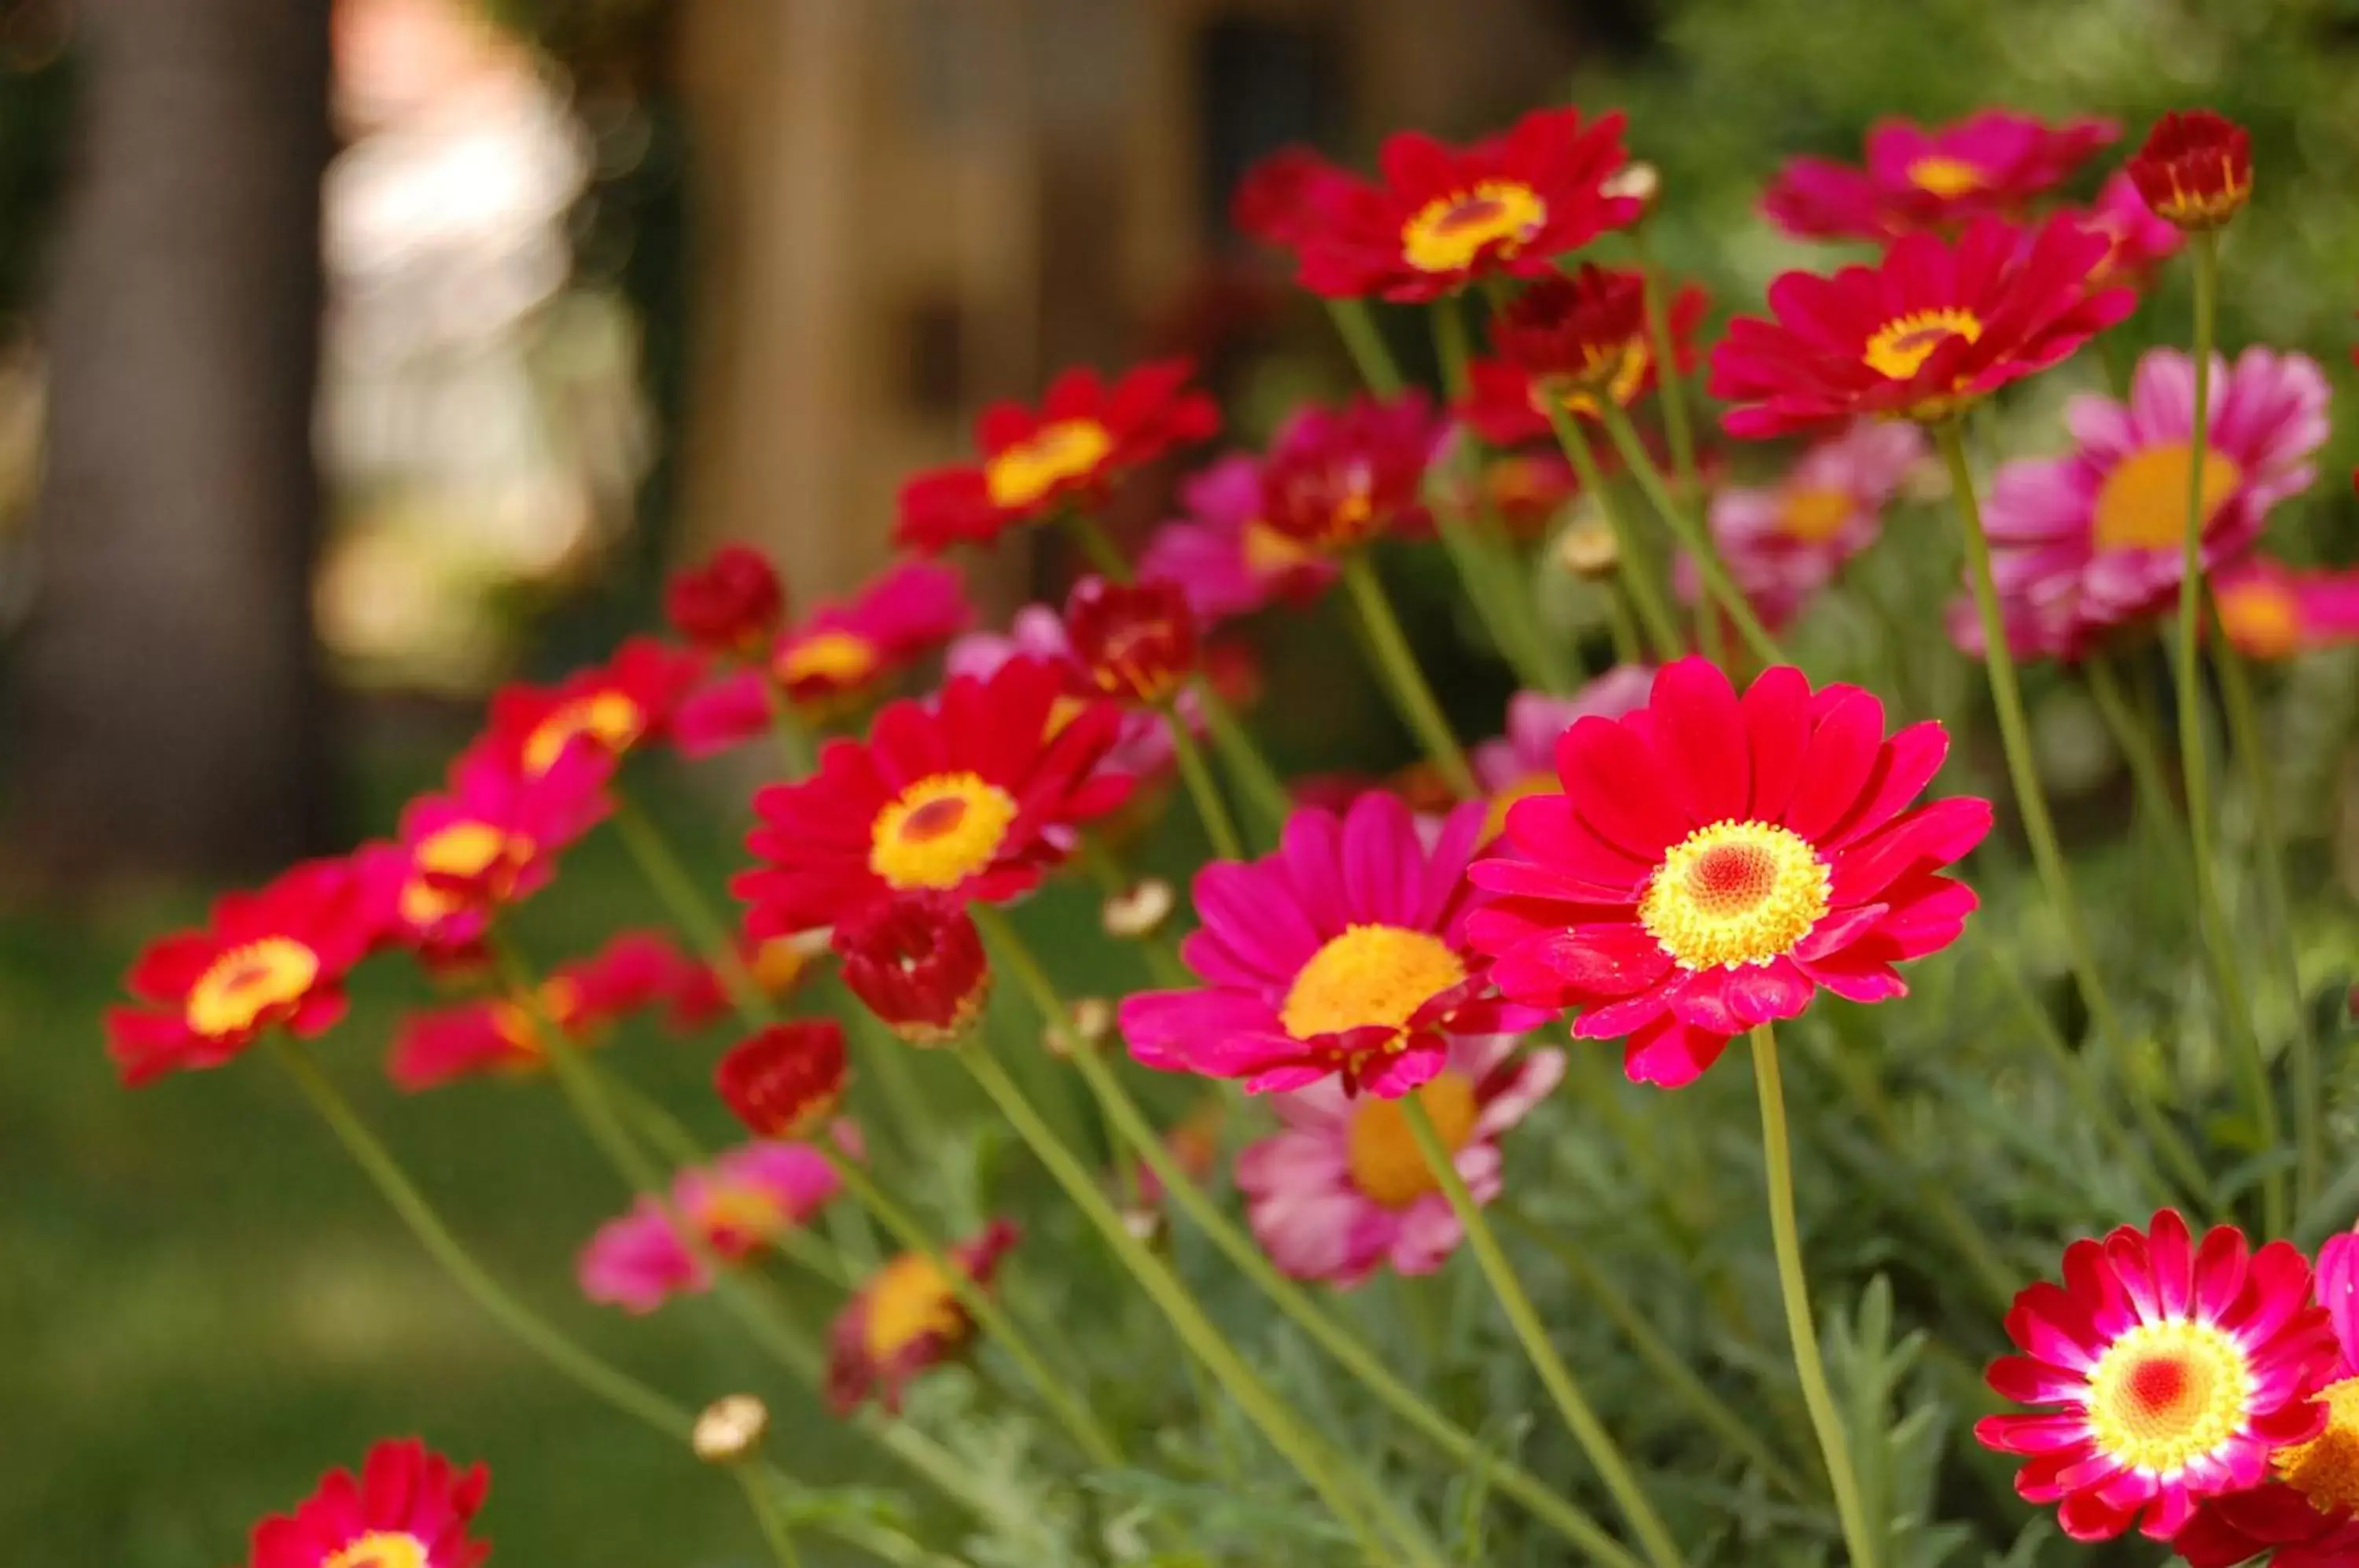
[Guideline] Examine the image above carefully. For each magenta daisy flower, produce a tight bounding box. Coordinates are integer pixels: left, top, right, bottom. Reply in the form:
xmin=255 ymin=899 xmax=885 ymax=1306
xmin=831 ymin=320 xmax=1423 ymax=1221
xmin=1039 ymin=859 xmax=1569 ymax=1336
xmin=2215 ymin=557 xmax=2359 ymax=662
xmin=1470 ymin=668 xmax=1654 ymax=842
xmin=1139 ymin=453 xmax=1336 ymax=625
xmin=1236 ymin=1034 xmax=1564 ymax=1286
xmin=1685 ymin=420 xmax=1926 ymax=628
xmin=1976 ymin=1209 xmax=2335 ymax=1543
xmin=1118 ymin=791 xmax=1544 ymax=1096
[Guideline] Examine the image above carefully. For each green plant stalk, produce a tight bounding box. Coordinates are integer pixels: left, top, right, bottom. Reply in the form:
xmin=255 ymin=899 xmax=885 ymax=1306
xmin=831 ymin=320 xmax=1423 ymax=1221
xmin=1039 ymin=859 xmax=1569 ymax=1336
xmin=1597 ymin=403 xmax=1782 ymax=666
xmin=1339 ymin=553 xmax=1479 ymax=797
xmin=1603 ymin=576 xmax=1643 ymax=666
xmin=1061 ymin=507 xmax=1133 ymax=580
xmin=1545 ymin=403 xmax=1682 ymax=660
xmin=841 ymin=997 xmax=948 ymax=1162
xmin=1398 ymin=1097 xmax=1683 ymax=1568
xmin=1491 ymin=1198 xmax=1808 ymax=1502
xmin=611 ymin=790 xmax=772 ymax=1024
xmin=1164 ymin=707 xmax=1243 ymax=860
xmin=759 ymin=679 xmax=820 ymax=778
xmin=1628 ymin=226 xmax=1700 ymax=502
xmin=1747 ymin=1023 xmax=1879 ymax=1568
xmin=1191 ymin=677 xmax=1294 ymax=843
xmin=735 ymin=1469 xmax=805 ymax=1568
xmin=1323 ymin=297 xmax=1405 ymax=396
xmin=2082 ymin=654 xmax=2195 ymax=885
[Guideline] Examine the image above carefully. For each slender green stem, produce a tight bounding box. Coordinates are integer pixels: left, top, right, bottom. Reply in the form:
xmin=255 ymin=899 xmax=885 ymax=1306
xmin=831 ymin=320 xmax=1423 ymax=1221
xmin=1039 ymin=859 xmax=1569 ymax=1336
xmin=1062 ymin=509 xmax=1133 ymax=580
xmin=1628 ymin=228 xmax=1699 ymax=502
xmin=1602 ymin=574 xmax=1642 ymax=666
xmin=735 ymin=1469 xmax=805 ymax=1568
xmin=1597 ymin=403 xmax=1781 ymax=666
xmin=1748 ymin=1023 xmax=1879 ymax=1568
xmin=1191 ymin=678 xmax=1292 ymax=843
xmin=1339 ymin=554 xmax=1478 ymax=797
xmin=610 ymin=791 xmax=771 ymax=1025
xmin=1164 ymin=708 xmax=1243 ymax=859
xmin=1545 ymin=404 xmax=1681 ymax=661
xmin=2083 ymin=654 xmax=2194 ymax=882
xmin=1324 ymin=297 xmax=1405 ymax=395
xmin=1398 ymin=1096 xmax=1681 ymax=1568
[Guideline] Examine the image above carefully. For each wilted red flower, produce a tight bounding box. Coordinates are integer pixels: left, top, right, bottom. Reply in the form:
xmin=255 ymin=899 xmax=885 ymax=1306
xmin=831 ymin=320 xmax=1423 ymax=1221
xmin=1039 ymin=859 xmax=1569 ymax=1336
xmin=734 ymin=658 xmax=1133 ymax=937
xmin=1293 ymin=108 xmax=1639 ymax=302
xmin=108 ymin=860 xmax=371 ymax=1087
xmin=249 ymin=1437 xmax=490 ymax=1568
xmin=666 ymin=543 xmax=785 ymax=657
xmin=1709 ymin=215 xmax=2133 ymax=439
xmin=832 ymin=892 xmax=992 ymax=1044
xmin=1259 ymin=392 xmax=1444 ymax=554
xmin=1459 ymin=282 xmax=1708 ymax=444
xmin=1763 ymin=110 xmax=2118 ymax=241
xmin=828 ymin=1220 xmax=1019 ymax=1413
xmin=386 ymin=931 xmax=705 ymax=1091
xmin=717 ymin=1021 xmax=851 ymax=1138
xmin=1064 ymin=576 xmax=1198 ymax=705
xmin=482 ymin=637 xmax=706 ymax=779
xmin=2128 ymin=109 xmax=2253 ymax=230
xmin=1231 ymin=144 xmax=1352 ymax=248
xmin=895 ymin=362 xmax=1218 ymax=553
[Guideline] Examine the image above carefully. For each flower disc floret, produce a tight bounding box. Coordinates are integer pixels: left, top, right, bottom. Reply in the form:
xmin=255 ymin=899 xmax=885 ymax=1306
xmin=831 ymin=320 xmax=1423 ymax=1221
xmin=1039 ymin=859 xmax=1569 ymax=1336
xmin=1639 ymin=820 xmax=1831 ymax=970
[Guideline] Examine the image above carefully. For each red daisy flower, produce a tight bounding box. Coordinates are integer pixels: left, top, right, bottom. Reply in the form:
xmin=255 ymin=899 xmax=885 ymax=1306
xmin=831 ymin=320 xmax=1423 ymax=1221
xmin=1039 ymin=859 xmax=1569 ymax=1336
xmin=386 ymin=931 xmax=705 ymax=1091
xmin=831 ymin=892 xmax=992 ymax=1044
xmin=1764 ymin=109 xmax=2118 ymax=242
xmin=1063 ymin=575 xmax=1198 ymax=705
xmin=734 ymin=657 xmax=1134 ymax=937
xmin=666 ymin=543 xmax=785 ymax=657
xmin=894 ymin=362 xmax=1218 ymax=553
xmin=481 ymin=637 xmax=706 ymax=779
xmin=1231 ymin=143 xmax=1355 ymax=249
xmin=1258 ymin=392 xmax=1445 ymax=556
xmin=827 ymin=1220 xmax=1019 ymax=1413
xmin=1460 ymin=282 xmax=1709 ymax=444
xmin=1975 ymin=1210 xmax=2335 ymax=1543
xmin=1292 ymin=108 xmax=1640 ymax=302
xmin=108 ymin=860 xmax=372 ymax=1087
xmin=1709 ymin=215 xmax=2134 ymax=439
xmin=248 ymin=1437 xmax=489 ymax=1568
xmin=1464 ymin=658 xmax=1991 ymax=1088
xmin=716 ymin=1020 xmax=852 ymax=1139
xmin=2129 ymin=110 xmax=2253 ymax=231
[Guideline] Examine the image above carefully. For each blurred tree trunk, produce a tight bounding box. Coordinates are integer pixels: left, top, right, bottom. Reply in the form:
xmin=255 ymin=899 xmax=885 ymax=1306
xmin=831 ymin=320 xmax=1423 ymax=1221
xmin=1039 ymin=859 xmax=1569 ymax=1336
xmin=13 ymin=0 xmax=331 ymax=882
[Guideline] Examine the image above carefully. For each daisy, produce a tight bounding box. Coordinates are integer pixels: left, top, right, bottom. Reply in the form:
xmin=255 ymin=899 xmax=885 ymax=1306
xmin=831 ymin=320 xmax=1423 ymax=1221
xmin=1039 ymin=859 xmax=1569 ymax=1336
xmin=828 ymin=1221 xmax=1020 ymax=1413
xmin=1257 ymin=392 xmax=1445 ymax=558
xmin=1237 ymin=1034 xmax=1565 ymax=1287
xmin=1764 ymin=109 xmax=2117 ymax=241
xmin=579 ymin=1141 xmax=843 ymax=1313
xmin=1457 ymin=281 xmax=1708 ymax=445
xmin=1467 ymin=658 xmax=1990 ymax=1088
xmin=481 ymin=636 xmax=705 ymax=779
xmin=2214 ymin=558 xmax=2359 ymax=662
xmin=1686 ymin=420 xmax=1927 ymax=628
xmin=1976 ymin=1209 xmax=2335 ymax=1542
xmin=1063 ymin=576 xmax=1197 ymax=706
xmin=1470 ymin=668 xmax=1654 ymax=842
xmin=944 ymin=605 xmax=1182 ymax=781
xmin=385 ymin=931 xmax=704 ymax=1091
xmin=2129 ymin=110 xmax=2254 ymax=230
xmin=248 ymin=1438 xmax=489 ymax=1568
xmin=1230 ymin=144 xmax=1354 ymax=249
xmin=1139 ymin=453 xmax=1335 ymax=624
xmin=665 ymin=542 xmax=785 ymax=657
xmin=1119 ymin=791 xmax=1544 ymax=1097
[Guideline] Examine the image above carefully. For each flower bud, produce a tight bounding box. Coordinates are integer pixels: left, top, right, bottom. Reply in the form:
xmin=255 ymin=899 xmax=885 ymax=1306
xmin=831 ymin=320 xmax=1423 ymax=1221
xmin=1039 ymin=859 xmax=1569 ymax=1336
xmin=666 ymin=545 xmax=784 ymax=657
xmin=832 ymin=893 xmax=990 ymax=1045
xmin=692 ymin=1393 xmax=771 ymax=1464
xmin=1101 ymin=878 xmax=1176 ymax=940
xmin=716 ymin=1021 xmax=848 ymax=1139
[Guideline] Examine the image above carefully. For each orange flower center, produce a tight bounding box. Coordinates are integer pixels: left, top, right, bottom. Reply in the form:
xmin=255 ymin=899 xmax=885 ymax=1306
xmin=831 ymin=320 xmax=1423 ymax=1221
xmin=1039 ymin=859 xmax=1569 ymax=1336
xmin=1279 ymin=923 xmax=1468 ymax=1043
xmin=399 ymin=820 xmax=526 ymax=926
xmin=2275 ymin=1375 xmax=2359 ymax=1515
xmin=1242 ymin=518 xmax=1315 ymax=578
xmin=1906 ymin=155 xmax=1986 ymax=198
xmin=1640 ymin=820 xmax=1831 ymax=970
xmin=2089 ymin=442 xmax=2243 ymax=552
xmin=489 ymin=976 xmax=583 ymax=1059
xmin=868 ymin=771 xmax=1020 ymax=891
xmin=1345 ymin=1069 xmax=1481 ymax=1209
xmin=1862 ymin=307 xmax=1984 ymax=381
xmin=1482 ymin=771 xmax=1559 ymax=843
xmin=985 ymin=418 xmax=1114 ymax=510
xmin=1400 ymin=180 xmax=1548 ymax=274
xmin=775 ymin=630 xmax=880 ymax=690
xmin=1778 ymin=484 xmax=1857 ymax=544
xmin=184 ymin=937 xmax=320 ymax=1039
xmin=695 ymin=1182 xmax=789 ymax=1255
xmin=2217 ymin=579 xmax=2304 ymax=661
xmin=2085 ymin=1318 xmax=2252 ymax=1476
xmin=750 ymin=934 xmax=815 ymax=996
xmin=863 ymin=1252 xmax=966 ymax=1360
xmin=323 ymin=1532 xmax=429 ymax=1568
xmin=522 ymin=689 xmax=645 ymax=776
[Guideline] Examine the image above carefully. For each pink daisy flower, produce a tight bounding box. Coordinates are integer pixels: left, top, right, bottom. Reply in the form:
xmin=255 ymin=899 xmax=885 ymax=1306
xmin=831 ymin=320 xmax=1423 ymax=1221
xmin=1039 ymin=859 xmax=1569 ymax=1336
xmin=2214 ymin=557 xmax=2359 ymax=663
xmin=1236 ymin=1034 xmax=1565 ymax=1287
xmin=579 ymin=1140 xmax=843 ymax=1313
xmin=386 ymin=931 xmax=705 ymax=1091
xmin=1765 ymin=110 xmax=2118 ymax=242
xmin=1976 ymin=1209 xmax=2335 ymax=1543
xmin=1117 ymin=791 xmax=1545 ymax=1097
xmin=1683 ymin=421 xmax=1926 ymax=628
xmin=1470 ymin=668 xmax=1654 ymax=841
xmin=2079 ymin=171 xmax=2184 ymax=289
xmin=1139 ymin=454 xmax=1336 ymax=624
xmin=249 ymin=1438 xmax=490 ymax=1568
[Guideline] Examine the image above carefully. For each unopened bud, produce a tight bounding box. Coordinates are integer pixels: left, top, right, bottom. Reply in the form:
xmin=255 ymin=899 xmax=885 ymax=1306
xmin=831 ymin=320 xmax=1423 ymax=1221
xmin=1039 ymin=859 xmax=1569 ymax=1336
xmin=1102 ymin=878 xmax=1176 ymax=940
xmin=1071 ymin=997 xmax=1113 ymax=1047
xmin=1555 ymin=515 xmax=1620 ymax=579
xmin=693 ymin=1393 xmax=770 ymax=1464
xmin=1120 ymin=1206 xmax=1165 ymax=1248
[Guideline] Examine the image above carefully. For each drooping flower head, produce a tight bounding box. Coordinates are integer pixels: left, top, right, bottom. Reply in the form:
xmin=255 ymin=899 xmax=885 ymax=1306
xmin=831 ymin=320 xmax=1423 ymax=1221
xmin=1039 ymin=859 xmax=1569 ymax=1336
xmin=1238 ymin=1034 xmax=1564 ymax=1287
xmin=1467 ymin=659 xmax=1990 ymax=1087
xmin=1975 ymin=1209 xmax=2335 ymax=1542
xmin=1230 ymin=144 xmax=1354 ymax=249
xmin=735 ymin=657 xmax=1134 ymax=937
xmin=248 ymin=1437 xmax=489 ymax=1568
xmin=1470 ymin=667 xmax=1655 ymax=842
xmin=828 ymin=1221 xmax=1020 ymax=1413
xmin=1459 ymin=283 xmax=1708 ymax=445
xmin=1121 ymin=791 xmax=1544 ymax=1097
xmin=716 ymin=1021 xmax=851 ymax=1139
xmin=1687 ymin=420 xmax=1927 ymax=628
xmin=1290 ymin=108 xmax=1640 ymax=301
xmin=2079 ymin=171 xmax=2185 ymax=289
xmin=1961 ymin=348 xmax=2328 ymax=660
xmin=894 ymin=361 xmax=1217 ymax=553
xmin=387 ymin=932 xmax=705 ymax=1092
xmin=675 ymin=560 xmax=972 ymax=756
xmin=580 ymin=1141 xmax=843 ymax=1313
xmin=481 ymin=637 xmax=706 ymax=780
xmin=1764 ymin=110 xmax=2118 ymax=241
xmin=1139 ymin=453 xmax=1337 ymax=624
xmin=1709 ymin=215 xmax=2134 ymax=439
xmin=2129 ymin=110 xmax=2254 ymax=231
xmin=2213 ymin=558 xmax=2359 ymax=663
xmin=109 ymin=860 xmax=371 ymax=1087
xmin=832 ymin=892 xmax=992 ymax=1044
xmin=666 ymin=543 xmax=786 ymax=657
xmin=1258 ymin=392 xmax=1444 ymax=558
xmin=1064 ymin=576 xmax=1198 ymax=706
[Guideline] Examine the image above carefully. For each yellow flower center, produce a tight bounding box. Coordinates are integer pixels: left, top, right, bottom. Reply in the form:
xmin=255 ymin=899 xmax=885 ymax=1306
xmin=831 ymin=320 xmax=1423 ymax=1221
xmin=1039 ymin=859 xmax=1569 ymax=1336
xmin=1482 ymin=772 xmax=1559 ymax=842
xmin=984 ymin=418 xmax=1114 ymax=510
xmin=695 ymin=1182 xmax=788 ymax=1247
xmin=1279 ymin=923 xmax=1469 ymax=1042
xmin=1345 ymin=1069 xmax=1481 ymax=1209
xmin=2275 ymin=1375 xmax=2359 ymax=1515
xmin=1778 ymin=484 xmax=1857 ymax=544
xmin=2085 ymin=1318 xmax=2253 ymax=1477
xmin=399 ymin=820 xmax=526 ymax=926
xmin=183 ymin=937 xmax=320 ymax=1039
xmin=1862 ymin=307 xmax=1984 ymax=381
xmin=488 ymin=976 xmax=583 ymax=1059
xmin=1400 ymin=180 xmax=1549 ymax=274
xmin=868 ymin=771 xmax=1020 ymax=891
xmin=2217 ymin=579 xmax=2303 ymax=661
xmin=1640 ymin=819 xmax=1831 ymax=970
xmin=323 ymin=1532 xmax=429 ymax=1568
xmin=863 ymin=1252 xmax=966 ymax=1360
xmin=1907 ymin=155 xmax=1986 ymax=198
xmin=2089 ymin=442 xmax=2243 ymax=553
xmin=1242 ymin=518 xmax=1314 ymax=578
xmin=775 ymin=630 xmax=880 ymax=690
xmin=2158 ymin=164 xmax=2252 ymax=227
xmin=522 ymin=689 xmax=645 ymax=776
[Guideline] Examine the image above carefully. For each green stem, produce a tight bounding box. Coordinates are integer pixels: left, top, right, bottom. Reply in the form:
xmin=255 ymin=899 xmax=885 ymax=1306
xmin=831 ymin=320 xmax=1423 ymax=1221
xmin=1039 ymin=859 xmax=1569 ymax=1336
xmin=841 ymin=1001 xmax=946 ymax=1167
xmin=760 ymin=679 xmax=819 ymax=778
xmin=1339 ymin=554 xmax=1478 ymax=798
xmin=1191 ymin=678 xmax=1293 ymax=843
xmin=610 ymin=791 xmax=771 ymax=1025
xmin=1603 ymin=575 xmax=1643 ymax=666
xmin=1398 ymin=1095 xmax=1682 ymax=1568
xmin=1165 ymin=707 xmax=1243 ymax=859
xmin=735 ymin=1469 xmax=805 ymax=1568
xmin=1597 ymin=403 xmax=1781 ymax=666
xmin=1628 ymin=228 xmax=1700 ymax=503
xmin=1062 ymin=509 xmax=1133 ymax=580
xmin=1323 ymin=297 xmax=1405 ymax=395
xmin=1748 ymin=1023 xmax=1878 ymax=1568
xmin=1545 ymin=404 xmax=1682 ymax=661
xmin=2083 ymin=654 xmax=2194 ymax=884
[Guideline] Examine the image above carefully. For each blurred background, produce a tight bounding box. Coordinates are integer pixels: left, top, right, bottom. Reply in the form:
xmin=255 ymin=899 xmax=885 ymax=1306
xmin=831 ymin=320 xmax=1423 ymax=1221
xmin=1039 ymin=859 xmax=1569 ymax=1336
xmin=4 ymin=0 xmax=2357 ymax=1562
